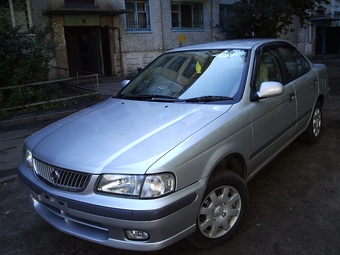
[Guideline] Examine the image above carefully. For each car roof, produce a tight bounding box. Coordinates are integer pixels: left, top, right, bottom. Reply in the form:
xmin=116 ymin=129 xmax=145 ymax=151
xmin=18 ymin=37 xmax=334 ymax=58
xmin=168 ymin=38 xmax=288 ymax=52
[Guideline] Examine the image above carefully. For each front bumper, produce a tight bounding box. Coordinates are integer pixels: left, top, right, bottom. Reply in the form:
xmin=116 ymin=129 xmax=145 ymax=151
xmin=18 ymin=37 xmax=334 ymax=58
xmin=18 ymin=162 xmax=206 ymax=251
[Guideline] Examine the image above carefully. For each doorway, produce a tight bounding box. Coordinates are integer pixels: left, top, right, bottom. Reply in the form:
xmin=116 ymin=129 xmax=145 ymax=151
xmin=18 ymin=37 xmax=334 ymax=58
xmin=315 ymin=26 xmax=340 ymax=55
xmin=65 ymin=26 xmax=112 ymax=76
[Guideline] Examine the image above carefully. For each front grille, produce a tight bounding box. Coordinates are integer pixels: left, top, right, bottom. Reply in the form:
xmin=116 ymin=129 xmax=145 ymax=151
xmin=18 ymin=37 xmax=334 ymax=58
xmin=33 ymin=158 xmax=91 ymax=192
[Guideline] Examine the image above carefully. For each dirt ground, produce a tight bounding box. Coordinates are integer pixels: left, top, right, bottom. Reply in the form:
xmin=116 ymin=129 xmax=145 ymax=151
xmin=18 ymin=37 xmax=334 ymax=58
xmin=1 ymin=61 xmax=340 ymax=255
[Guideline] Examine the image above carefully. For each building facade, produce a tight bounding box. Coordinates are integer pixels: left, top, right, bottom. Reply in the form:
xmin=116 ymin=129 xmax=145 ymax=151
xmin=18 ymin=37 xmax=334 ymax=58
xmin=2 ymin=0 xmax=340 ymax=78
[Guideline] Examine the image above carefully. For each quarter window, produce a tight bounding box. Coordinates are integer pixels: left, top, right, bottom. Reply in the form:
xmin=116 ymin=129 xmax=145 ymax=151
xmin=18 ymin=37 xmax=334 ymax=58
xmin=125 ymin=0 xmax=150 ymax=31
xmin=171 ymin=2 xmax=203 ymax=30
xmin=0 ymin=0 xmax=32 ymax=31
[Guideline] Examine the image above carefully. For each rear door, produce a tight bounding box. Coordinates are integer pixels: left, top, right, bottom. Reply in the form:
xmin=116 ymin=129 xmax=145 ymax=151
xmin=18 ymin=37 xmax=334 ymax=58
xmin=277 ymin=46 xmax=318 ymax=132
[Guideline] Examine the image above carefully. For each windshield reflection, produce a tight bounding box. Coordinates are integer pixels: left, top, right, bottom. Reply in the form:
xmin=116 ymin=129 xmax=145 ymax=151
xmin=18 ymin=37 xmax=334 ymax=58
xmin=119 ymin=49 xmax=248 ymax=102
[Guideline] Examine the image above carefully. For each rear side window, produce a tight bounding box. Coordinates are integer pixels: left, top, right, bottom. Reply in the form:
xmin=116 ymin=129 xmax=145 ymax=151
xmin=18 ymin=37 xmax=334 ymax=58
xmin=278 ymin=47 xmax=311 ymax=81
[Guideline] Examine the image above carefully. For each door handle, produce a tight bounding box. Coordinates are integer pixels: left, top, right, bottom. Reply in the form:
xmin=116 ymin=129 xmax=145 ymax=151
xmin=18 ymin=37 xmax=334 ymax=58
xmin=289 ymin=93 xmax=296 ymax=102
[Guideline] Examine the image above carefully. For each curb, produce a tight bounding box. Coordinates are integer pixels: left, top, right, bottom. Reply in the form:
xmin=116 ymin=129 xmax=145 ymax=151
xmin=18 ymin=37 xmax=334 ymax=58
xmin=0 ymin=109 xmax=78 ymax=127
xmin=0 ymin=175 xmax=18 ymax=184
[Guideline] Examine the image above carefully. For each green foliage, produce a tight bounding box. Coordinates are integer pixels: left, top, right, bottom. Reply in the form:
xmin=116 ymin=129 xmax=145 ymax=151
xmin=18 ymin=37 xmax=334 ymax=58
xmin=223 ymin=0 xmax=330 ymax=39
xmin=0 ymin=8 xmax=59 ymax=87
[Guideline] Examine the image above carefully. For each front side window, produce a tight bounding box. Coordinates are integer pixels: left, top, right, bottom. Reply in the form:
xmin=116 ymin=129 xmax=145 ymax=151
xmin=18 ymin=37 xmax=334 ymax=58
xmin=254 ymin=50 xmax=283 ymax=91
xmin=118 ymin=49 xmax=249 ymax=103
xmin=171 ymin=2 xmax=203 ymax=30
xmin=125 ymin=0 xmax=150 ymax=31
xmin=0 ymin=0 xmax=32 ymax=31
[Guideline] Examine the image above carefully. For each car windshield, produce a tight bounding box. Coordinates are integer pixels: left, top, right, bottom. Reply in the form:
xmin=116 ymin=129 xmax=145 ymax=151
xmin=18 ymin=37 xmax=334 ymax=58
xmin=118 ymin=49 xmax=248 ymax=102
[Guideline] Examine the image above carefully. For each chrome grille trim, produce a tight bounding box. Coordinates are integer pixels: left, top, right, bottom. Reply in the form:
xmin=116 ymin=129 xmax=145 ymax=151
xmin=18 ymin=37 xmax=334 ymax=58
xmin=33 ymin=158 xmax=91 ymax=192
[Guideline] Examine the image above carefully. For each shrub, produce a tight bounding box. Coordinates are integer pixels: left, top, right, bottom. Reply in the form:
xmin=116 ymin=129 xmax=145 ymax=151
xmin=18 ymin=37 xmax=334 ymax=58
xmin=0 ymin=8 xmax=59 ymax=87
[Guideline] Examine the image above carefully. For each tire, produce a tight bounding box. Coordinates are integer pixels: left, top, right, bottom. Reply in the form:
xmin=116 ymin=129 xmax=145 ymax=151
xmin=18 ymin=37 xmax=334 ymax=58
xmin=187 ymin=170 xmax=249 ymax=249
xmin=300 ymin=101 xmax=322 ymax=144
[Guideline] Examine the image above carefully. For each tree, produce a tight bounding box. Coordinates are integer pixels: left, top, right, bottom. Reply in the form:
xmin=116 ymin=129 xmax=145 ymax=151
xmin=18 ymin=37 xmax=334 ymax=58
xmin=223 ymin=0 xmax=330 ymax=39
xmin=0 ymin=8 xmax=59 ymax=87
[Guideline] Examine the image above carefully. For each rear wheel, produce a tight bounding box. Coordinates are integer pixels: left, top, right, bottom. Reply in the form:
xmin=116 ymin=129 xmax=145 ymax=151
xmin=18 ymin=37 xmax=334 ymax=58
xmin=187 ymin=170 xmax=249 ymax=249
xmin=300 ymin=101 xmax=322 ymax=144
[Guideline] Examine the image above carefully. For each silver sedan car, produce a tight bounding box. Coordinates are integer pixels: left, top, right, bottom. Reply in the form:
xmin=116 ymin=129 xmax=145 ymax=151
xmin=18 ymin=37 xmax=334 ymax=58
xmin=19 ymin=39 xmax=330 ymax=251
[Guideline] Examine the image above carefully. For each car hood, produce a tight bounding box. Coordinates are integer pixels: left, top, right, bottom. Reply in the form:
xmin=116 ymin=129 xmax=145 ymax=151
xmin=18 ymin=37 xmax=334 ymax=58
xmin=29 ymin=98 xmax=231 ymax=174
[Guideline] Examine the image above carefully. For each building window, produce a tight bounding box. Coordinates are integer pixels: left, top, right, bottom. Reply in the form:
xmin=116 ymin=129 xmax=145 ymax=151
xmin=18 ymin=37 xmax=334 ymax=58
xmin=334 ymin=12 xmax=340 ymax=27
xmin=125 ymin=0 xmax=150 ymax=31
xmin=171 ymin=2 xmax=203 ymax=30
xmin=0 ymin=0 xmax=32 ymax=31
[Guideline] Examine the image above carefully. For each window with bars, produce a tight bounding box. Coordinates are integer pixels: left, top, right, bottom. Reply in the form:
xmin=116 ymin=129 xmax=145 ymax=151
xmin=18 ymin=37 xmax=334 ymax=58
xmin=171 ymin=2 xmax=203 ymax=30
xmin=125 ymin=0 xmax=150 ymax=31
xmin=0 ymin=0 xmax=32 ymax=31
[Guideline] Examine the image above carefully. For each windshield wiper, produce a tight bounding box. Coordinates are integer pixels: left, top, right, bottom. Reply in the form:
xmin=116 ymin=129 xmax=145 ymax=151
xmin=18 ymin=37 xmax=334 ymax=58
xmin=184 ymin=95 xmax=234 ymax=103
xmin=120 ymin=94 xmax=184 ymax=102
xmin=118 ymin=94 xmax=233 ymax=103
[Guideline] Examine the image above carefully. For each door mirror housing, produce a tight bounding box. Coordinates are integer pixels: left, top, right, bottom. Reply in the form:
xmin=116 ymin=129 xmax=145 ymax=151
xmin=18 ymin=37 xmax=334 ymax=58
xmin=121 ymin=80 xmax=130 ymax=88
xmin=251 ymin=81 xmax=284 ymax=101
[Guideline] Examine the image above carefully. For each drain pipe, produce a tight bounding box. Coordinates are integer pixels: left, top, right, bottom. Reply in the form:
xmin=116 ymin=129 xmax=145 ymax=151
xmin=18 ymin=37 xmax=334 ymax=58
xmin=109 ymin=25 xmax=124 ymax=76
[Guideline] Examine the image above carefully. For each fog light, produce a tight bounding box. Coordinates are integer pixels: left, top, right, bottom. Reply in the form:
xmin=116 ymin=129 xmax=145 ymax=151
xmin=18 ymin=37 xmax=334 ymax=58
xmin=126 ymin=230 xmax=149 ymax=241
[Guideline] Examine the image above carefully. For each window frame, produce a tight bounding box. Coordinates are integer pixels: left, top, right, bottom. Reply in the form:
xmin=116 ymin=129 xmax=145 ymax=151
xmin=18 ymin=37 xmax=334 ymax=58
xmin=125 ymin=0 xmax=151 ymax=32
xmin=171 ymin=2 xmax=204 ymax=31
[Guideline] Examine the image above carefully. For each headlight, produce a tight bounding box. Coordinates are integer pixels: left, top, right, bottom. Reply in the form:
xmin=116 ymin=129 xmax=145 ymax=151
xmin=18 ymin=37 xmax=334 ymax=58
xmin=96 ymin=175 xmax=144 ymax=196
xmin=96 ymin=173 xmax=175 ymax=198
xmin=141 ymin=174 xmax=175 ymax=198
xmin=24 ymin=148 xmax=33 ymax=170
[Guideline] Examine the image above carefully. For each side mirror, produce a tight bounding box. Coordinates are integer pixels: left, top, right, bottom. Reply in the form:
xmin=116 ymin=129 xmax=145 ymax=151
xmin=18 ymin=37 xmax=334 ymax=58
xmin=121 ymin=80 xmax=130 ymax=88
xmin=257 ymin=81 xmax=284 ymax=98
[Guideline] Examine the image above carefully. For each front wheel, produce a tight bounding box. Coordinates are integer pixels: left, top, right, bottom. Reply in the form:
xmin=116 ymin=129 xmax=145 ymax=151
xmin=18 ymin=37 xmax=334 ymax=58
xmin=300 ymin=101 xmax=322 ymax=144
xmin=187 ymin=170 xmax=249 ymax=249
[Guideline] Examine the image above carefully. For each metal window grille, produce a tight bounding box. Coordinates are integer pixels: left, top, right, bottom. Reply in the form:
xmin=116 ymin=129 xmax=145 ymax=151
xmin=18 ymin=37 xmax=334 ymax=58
xmin=0 ymin=0 xmax=32 ymax=30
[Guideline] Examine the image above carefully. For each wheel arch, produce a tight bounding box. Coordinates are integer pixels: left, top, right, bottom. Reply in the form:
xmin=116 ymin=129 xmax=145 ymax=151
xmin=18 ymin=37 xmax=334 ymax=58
xmin=210 ymin=153 xmax=247 ymax=180
xmin=317 ymin=94 xmax=325 ymax=108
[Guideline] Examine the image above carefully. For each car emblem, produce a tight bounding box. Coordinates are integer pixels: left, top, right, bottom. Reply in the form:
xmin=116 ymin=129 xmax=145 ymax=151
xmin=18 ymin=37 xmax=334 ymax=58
xmin=50 ymin=169 xmax=60 ymax=183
